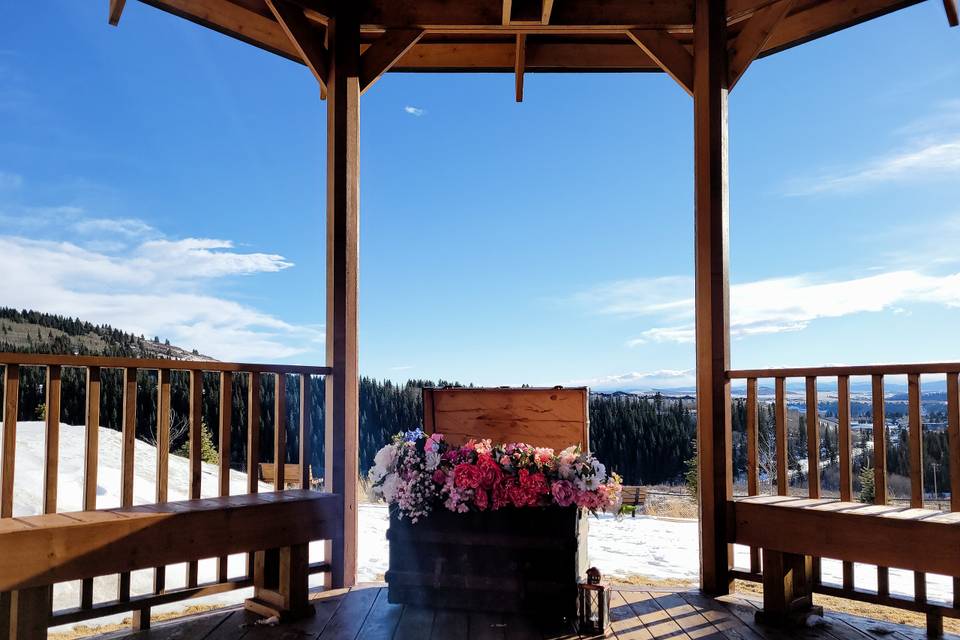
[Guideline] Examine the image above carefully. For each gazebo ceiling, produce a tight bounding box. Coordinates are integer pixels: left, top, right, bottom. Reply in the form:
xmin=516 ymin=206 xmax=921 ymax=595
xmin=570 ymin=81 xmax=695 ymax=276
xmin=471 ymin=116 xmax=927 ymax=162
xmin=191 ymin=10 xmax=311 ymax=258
xmin=121 ymin=0 xmax=955 ymax=76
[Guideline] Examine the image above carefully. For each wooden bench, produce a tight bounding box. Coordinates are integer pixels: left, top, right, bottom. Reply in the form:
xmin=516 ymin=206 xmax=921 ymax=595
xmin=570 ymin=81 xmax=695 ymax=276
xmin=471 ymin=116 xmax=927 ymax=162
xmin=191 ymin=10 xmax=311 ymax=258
xmin=0 ymin=490 xmax=339 ymax=640
xmin=619 ymin=486 xmax=647 ymax=516
xmin=731 ymin=495 xmax=960 ymax=634
xmin=258 ymin=462 xmax=317 ymax=489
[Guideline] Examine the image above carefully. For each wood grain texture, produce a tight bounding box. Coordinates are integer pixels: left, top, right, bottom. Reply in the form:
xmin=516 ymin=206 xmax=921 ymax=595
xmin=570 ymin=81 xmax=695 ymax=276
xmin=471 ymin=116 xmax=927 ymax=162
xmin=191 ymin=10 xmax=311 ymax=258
xmin=81 ymin=365 xmax=101 ymax=610
xmin=0 ymin=352 xmax=329 ymax=376
xmin=727 ymin=0 xmax=793 ymax=88
xmin=0 ymin=491 xmax=339 ymax=592
xmin=422 ymin=387 xmax=589 ymax=451
xmin=775 ymin=377 xmax=787 ymax=496
xmin=2 ymin=363 xmax=20 ymax=519
xmin=693 ymin=0 xmax=732 ymax=597
xmin=514 ymin=33 xmax=525 ymax=101
xmin=274 ymin=373 xmax=287 ymax=490
xmin=360 ymin=28 xmax=425 ymax=92
xmin=326 ymin=7 xmax=361 ymax=589
xmin=299 ymin=374 xmax=312 ymax=491
xmin=43 ymin=365 xmax=61 ymax=514
xmin=626 ymin=29 xmax=694 ymax=95
xmin=732 ymin=496 xmax=960 ymax=576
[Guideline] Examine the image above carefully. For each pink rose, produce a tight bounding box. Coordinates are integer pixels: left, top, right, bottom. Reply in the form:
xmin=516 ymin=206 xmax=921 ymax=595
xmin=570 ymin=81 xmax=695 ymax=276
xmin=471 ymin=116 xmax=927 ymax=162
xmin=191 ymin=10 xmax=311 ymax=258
xmin=477 ymin=454 xmax=502 ymax=488
xmin=520 ymin=471 xmax=549 ymax=496
xmin=492 ymin=477 xmax=514 ymax=510
xmin=454 ymin=463 xmax=481 ymax=490
xmin=551 ymin=480 xmax=576 ymax=507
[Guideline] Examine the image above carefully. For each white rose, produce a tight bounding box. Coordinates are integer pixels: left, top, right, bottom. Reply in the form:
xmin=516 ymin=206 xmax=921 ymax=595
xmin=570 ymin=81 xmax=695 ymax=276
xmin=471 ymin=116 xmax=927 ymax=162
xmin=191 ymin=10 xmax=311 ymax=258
xmin=425 ymin=451 xmax=441 ymax=471
xmin=374 ymin=444 xmax=398 ymax=471
xmin=591 ymin=460 xmax=606 ymax=483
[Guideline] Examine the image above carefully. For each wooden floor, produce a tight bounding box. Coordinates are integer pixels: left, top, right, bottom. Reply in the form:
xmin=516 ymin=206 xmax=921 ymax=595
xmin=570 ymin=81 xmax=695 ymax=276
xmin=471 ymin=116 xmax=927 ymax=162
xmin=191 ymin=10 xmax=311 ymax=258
xmin=104 ymin=586 xmax=954 ymax=640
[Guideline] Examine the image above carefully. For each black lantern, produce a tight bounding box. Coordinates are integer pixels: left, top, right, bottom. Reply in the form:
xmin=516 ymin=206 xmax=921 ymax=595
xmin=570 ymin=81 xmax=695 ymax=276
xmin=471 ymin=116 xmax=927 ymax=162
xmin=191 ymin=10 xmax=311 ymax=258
xmin=577 ymin=567 xmax=609 ymax=634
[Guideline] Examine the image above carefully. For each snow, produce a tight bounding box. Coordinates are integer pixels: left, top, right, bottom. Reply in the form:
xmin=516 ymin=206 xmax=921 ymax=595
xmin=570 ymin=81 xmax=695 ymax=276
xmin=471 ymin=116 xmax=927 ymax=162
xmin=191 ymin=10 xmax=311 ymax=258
xmin=6 ymin=421 xmax=953 ymax=633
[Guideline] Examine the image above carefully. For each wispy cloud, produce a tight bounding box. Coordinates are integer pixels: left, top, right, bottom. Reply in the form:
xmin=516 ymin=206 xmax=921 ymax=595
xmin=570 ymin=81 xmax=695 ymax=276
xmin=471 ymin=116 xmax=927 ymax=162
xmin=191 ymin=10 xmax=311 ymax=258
xmin=787 ymin=101 xmax=960 ymax=196
xmin=577 ymin=270 xmax=960 ymax=345
xmin=788 ymin=138 xmax=960 ymax=195
xmin=404 ymin=105 xmax=425 ymax=117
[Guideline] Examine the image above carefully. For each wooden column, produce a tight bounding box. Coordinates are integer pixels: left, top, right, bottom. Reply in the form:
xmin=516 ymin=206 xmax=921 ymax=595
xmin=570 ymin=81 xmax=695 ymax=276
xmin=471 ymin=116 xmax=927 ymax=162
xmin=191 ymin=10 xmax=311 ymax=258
xmin=325 ymin=5 xmax=360 ymax=589
xmin=693 ymin=0 xmax=732 ymax=596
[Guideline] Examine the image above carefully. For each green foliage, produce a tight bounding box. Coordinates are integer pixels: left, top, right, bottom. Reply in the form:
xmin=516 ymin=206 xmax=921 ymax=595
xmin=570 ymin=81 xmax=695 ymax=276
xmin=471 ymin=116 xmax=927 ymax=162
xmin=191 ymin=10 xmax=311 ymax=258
xmin=175 ymin=420 xmax=220 ymax=465
xmin=859 ymin=466 xmax=875 ymax=503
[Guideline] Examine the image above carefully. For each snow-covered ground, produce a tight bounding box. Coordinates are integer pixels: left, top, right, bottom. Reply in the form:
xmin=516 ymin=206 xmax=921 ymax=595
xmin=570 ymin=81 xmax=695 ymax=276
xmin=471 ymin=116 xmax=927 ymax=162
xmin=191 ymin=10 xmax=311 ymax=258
xmin=5 ymin=421 xmax=953 ymax=633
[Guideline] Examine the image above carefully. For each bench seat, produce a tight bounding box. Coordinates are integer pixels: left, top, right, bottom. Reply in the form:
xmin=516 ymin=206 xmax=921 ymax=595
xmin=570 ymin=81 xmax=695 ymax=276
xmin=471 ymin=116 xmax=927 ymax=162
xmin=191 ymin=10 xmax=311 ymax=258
xmin=730 ymin=495 xmax=960 ymax=576
xmin=0 ymin=490 xmax=339 ymax=639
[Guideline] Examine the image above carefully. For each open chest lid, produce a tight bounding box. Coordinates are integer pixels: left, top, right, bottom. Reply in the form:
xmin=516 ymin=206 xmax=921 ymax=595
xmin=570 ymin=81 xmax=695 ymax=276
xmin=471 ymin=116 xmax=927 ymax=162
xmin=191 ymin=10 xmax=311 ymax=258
xmin=421 ymin=386 xmax=589 ymax=452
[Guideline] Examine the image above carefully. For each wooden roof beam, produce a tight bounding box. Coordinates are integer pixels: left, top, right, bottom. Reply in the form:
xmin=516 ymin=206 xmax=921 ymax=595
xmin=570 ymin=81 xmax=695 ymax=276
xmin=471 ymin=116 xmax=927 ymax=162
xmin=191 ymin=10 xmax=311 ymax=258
xmin=359 ymin=29 xmax=425 ymax=93
xmin=108 ymin=0 xmax=126 ymax=26
xmin=541 ymin=0 xmax=555 ymax=25
xmin=291 ymin=0 xmax=694 ymax=29
xmin=266 ymin=0 xmax=330 ymax=93
xmin=946 ymin=0 xmax=959 ymax=27
xmin=727 ymin=0 xmax=794 ymax=90
xmin=627 ymin=29 xmax=693 ymax=96
xmin=515 ymin=33 xmax=526 ymax=101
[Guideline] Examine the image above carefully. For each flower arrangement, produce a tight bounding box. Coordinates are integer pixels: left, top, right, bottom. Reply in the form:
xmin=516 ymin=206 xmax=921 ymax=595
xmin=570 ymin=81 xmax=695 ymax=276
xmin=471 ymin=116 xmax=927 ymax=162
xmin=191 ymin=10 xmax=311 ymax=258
xmin=367 ymin=429 xmax=622 ymax=522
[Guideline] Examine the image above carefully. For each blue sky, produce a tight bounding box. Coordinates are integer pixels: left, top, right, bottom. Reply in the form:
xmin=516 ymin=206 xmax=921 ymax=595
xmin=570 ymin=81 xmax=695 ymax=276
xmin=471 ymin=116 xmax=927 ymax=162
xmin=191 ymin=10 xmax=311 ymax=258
xmin=1 ymin=2 xmax=959 ymax=388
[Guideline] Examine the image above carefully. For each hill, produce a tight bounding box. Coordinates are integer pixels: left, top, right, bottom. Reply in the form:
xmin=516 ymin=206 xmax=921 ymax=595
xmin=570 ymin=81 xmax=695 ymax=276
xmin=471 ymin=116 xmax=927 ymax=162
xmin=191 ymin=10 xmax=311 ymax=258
xmin=0 ymin=307 xmax=211 ymax=360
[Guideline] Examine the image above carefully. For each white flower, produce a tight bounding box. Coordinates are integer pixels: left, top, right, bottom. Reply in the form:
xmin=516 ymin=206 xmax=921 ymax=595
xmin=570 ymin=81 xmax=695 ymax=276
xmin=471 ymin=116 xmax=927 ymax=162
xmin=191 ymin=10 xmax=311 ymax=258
xmin=381 ymin=473 xmax=400 ymax=503
xmin=591 ymin=460 xmax=606 ymax=483
xmin=558 ymin=462 xmax=574 ymax=480
xmin=374 ymin=444 xmax=398 ymax=471
xmin=425 ymin=450 xmax=441 ymax=471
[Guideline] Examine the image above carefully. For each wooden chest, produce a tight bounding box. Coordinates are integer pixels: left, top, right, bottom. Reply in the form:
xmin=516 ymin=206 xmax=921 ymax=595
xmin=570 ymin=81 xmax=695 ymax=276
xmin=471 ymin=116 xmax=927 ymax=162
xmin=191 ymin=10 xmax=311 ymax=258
xmin=386 ymin=387 xmax=590 ymax=620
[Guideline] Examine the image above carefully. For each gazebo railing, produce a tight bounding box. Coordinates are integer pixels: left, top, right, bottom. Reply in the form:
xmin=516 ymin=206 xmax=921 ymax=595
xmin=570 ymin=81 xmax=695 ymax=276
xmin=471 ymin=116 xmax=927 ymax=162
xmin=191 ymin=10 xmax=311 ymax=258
xmin=727 ymin=362 xmax=960 ymax=623
xmin=0 ymin=352 xmax=333 ymax=628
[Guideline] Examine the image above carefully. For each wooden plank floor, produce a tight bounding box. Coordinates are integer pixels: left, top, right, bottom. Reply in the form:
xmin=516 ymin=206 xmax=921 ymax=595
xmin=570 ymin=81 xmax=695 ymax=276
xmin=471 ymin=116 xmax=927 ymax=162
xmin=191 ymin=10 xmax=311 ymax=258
xmin=103 ymin=586 xmax=957 ymax=640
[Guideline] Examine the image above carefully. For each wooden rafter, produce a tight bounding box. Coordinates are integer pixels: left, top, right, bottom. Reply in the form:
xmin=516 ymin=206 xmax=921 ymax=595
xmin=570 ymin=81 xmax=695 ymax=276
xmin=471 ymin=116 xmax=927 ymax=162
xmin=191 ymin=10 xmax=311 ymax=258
xmin=266 ymin=0 xmax=329 ymax=92
xmin=502 ymin=0 xmax=513 ymax=25
xmin=108 ymin=0 xmax=126 ymax=26
xmin=359 ymin=29 xmax=425 ymax=93
xmin=946 ymin=0 xmax=959 ymax=27
xmin=541 ymin=0 xmax=555 ymax=25
xmin=514 ymin=33 xmax=526 ymax=102
xmin=727 ymin=0 xmax=794 ymax=89
xmin=627 ymin=29 xmax=694 ymax=96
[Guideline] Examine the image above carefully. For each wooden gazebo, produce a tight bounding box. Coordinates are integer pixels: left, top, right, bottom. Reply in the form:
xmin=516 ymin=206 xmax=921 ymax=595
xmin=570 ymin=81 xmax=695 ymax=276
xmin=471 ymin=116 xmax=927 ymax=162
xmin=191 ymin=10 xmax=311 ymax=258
xmin=102 ymin=0 xmax=960 ymax=623
xmin=1 ymin=0 xmax=958 ymax=638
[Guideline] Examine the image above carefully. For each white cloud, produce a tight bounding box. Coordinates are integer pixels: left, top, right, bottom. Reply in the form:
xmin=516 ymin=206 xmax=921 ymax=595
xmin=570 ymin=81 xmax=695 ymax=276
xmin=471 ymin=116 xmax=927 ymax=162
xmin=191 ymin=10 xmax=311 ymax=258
xmin=579 ymin=270 xmax=960 ymax=345
xmin=404 ymin=105 xmax=425 ymax=116
xmin=0 ymin=171 xmax=22 ymax=190
xmin=71 ymin=217 xmax=157 ymax=239
xmin=570 ymin=369 xmax=696 ymax=391
xmin=390 ymin=365 xmax=414 ymax=371
xmin=787 ymin=101 xmax=960 ymax=196
xmin=0 ymin=235 xmax=319 ymax=361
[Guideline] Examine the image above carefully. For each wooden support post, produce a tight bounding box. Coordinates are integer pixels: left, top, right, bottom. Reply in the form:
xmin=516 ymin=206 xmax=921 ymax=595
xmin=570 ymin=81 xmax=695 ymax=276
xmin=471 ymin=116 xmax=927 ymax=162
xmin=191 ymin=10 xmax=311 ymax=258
xmin=43 ymin=365 xmax=61 ymax=515
xmin=81 ymin=366 xmax=100 ymax=610
xmin=9 ymin=586 xmax=50 ymax=640
xmin=756 ymin=549 xmax=821 ymax=627
xmin=325 ymin=4 xmax=360 ymax=589
xmin=244 ymin=544 xmax=313 ymax=621
xmin=217 ymin=371 xmax=232 ymax=583
xmin=693 ymin=0 xmax=732 ymax=597
xmin=872 ymin=374 xmax=890 ymax=597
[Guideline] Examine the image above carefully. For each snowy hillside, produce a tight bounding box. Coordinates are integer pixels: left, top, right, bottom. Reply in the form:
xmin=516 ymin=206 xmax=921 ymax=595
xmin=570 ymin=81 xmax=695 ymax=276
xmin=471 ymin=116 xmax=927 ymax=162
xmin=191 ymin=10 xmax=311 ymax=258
xmin=7 ymin=421 xmax=953 ymax=632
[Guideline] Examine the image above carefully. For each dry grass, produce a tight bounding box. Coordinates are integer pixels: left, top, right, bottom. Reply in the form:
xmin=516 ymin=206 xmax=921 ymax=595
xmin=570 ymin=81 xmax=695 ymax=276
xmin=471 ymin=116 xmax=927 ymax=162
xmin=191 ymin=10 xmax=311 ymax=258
xmin=732 ymin=580 xmax=960 ymax=634
xmin=49 ymin=604 xmax=222 ymax=640
xmin=640 ymin=488 xmax=699 ymax=520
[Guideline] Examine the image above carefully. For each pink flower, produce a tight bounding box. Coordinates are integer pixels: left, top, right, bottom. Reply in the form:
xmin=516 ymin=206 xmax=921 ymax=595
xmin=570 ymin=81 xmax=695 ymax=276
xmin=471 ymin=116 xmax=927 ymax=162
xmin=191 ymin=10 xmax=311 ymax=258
xmin=551 ymin=480 xmax=576 ymax=507
xmin=520 ymin=470 xmax=549 ymax=496
xmin=575 ymin=490 xmax=600 ymax=510
xmin=477 ymin=454 xmax=502 ymax=488
xmin=432 ymin=469 xmax=447 ymax=485
xmin=492 ymin=476 xmax=514 ymax=510
xmin=454 ymin=463 xmax=482 ymax=490
xmin=474 ymin=488 xmax=489 ymax=511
